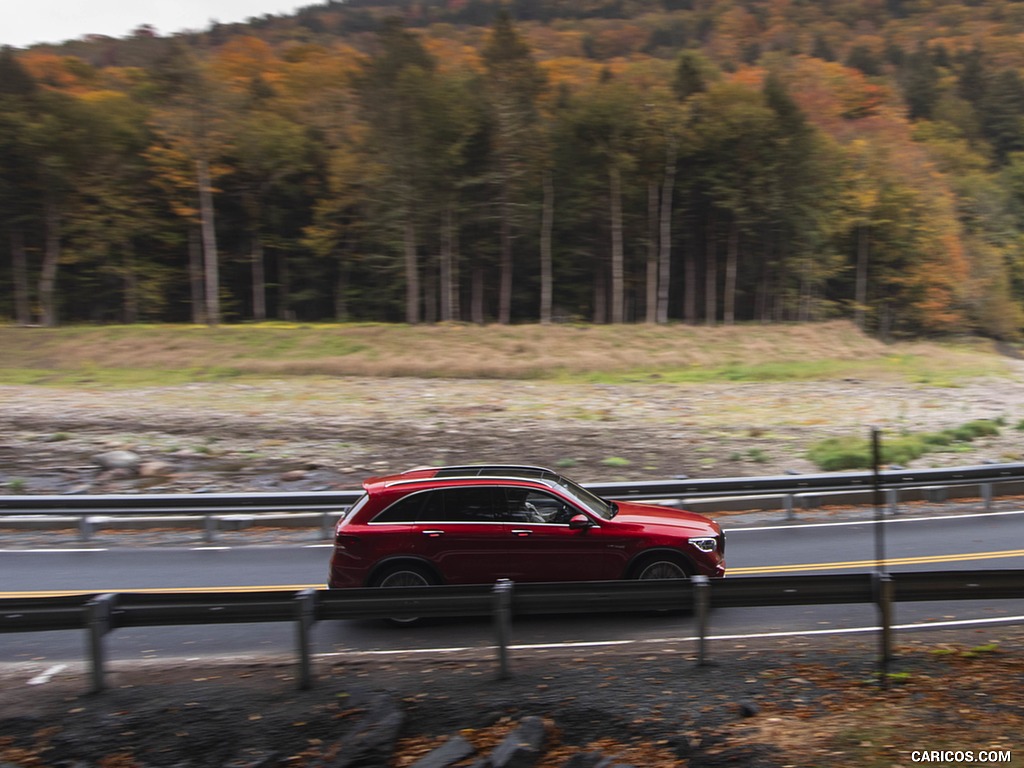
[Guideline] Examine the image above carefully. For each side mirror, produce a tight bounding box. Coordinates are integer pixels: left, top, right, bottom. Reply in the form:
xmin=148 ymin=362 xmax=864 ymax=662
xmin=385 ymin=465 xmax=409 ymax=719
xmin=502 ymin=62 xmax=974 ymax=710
xmin=568 ymin=514 xmax=593 ymax=530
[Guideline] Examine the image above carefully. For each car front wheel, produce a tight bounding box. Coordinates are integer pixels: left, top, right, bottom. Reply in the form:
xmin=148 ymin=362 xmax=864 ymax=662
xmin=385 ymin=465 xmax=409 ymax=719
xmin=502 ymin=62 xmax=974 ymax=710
xmin=631 ymin=555 xmax=692 ymax=580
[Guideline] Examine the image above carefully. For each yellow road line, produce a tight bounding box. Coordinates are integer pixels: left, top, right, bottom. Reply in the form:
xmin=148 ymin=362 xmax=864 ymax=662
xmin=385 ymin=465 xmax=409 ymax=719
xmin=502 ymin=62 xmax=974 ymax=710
xmin=3 ymin=549 xmax=1024 ymax=597
xmin=730 ymin=549 xmax=1024 ymax=576
xmin=0 ymin=584 xmax=324 ymax=599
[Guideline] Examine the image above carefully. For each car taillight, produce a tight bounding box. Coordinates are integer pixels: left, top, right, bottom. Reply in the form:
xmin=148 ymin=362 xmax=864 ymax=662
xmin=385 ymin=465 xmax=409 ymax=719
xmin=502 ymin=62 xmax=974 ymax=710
xmin=335 ymin=533 xmax=361 ymax=549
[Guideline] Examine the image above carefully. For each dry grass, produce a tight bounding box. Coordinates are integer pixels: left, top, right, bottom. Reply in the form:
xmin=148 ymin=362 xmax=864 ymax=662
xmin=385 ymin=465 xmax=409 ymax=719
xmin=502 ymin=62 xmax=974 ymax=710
xmin=0 ymin=320 xmax=1011 ymax=386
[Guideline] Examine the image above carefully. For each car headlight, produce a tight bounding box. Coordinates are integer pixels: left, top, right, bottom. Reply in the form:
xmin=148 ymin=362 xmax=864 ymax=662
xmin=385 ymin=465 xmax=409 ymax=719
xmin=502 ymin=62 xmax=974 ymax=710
xmin=688 ymin=536 xmax=718 ymax=553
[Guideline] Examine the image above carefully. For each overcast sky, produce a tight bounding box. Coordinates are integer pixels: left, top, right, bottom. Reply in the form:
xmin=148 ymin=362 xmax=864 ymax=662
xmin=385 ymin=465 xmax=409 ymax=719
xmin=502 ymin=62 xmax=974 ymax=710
xmin=2 ymin=1 xmax=311 ymax=48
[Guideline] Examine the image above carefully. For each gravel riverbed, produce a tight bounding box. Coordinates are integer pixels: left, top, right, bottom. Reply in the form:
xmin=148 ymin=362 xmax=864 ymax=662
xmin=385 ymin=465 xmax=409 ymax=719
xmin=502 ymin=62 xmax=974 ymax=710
xmin=3 ymin=371 xmax=1024 ymax=495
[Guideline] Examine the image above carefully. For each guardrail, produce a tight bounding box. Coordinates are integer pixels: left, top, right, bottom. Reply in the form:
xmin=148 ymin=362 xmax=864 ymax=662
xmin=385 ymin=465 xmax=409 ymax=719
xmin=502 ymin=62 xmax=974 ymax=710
xmin=3 ymin=462 xmax=1024 ymax=539
xmin=3 ymin=569 xmax=1022 ymax=693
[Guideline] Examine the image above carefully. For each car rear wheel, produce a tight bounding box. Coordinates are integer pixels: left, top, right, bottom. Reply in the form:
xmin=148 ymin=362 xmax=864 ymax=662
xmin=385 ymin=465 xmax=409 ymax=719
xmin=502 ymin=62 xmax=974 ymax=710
xmin=374 ymin=565 xmax=433 ymax=588
xmin=371 ymin=564 xmax=436 ymax=625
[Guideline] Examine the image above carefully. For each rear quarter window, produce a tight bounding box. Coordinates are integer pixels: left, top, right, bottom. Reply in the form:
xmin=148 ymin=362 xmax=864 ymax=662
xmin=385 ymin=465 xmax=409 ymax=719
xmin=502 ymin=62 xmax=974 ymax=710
xmin=371 ymin=490 xmax=437 ymax=523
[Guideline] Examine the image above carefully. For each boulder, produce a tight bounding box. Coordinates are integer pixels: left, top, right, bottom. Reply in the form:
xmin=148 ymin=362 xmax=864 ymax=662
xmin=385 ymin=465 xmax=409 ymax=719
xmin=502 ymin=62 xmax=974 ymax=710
xmin=488 ymin=716 xmax=546 ymax=768
xmin=409 ymin=735 xmax=476 ymax=768
xmin=92 ymin=450 xmax=141 ymax=472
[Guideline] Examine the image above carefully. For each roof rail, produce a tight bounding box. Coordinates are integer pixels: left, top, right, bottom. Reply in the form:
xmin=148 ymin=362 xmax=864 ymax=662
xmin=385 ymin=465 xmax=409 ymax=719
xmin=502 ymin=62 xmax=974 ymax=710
xmin=406 ymin=464 xmax=557 ymax=477
xmin=432 ymin=466 xmax=561 ymax=479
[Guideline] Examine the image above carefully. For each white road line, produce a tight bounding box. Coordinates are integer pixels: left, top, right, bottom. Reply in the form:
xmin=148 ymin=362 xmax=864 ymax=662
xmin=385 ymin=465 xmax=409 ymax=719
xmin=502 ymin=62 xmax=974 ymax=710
xmin=316 ymin=614 xmax=1024 ymax=658
xmin=0 ymin=548 xmax=109 ymax=554
xmin=727 ymin=508 xmax=1024 ymax=532
xmin=27 ymin=664 xmax=67 ymax=685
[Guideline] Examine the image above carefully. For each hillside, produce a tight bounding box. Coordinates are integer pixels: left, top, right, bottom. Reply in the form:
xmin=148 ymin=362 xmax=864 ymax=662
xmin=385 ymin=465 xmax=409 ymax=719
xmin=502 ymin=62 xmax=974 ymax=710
xmin=4 ymin=0 xmax=1024 ymax=336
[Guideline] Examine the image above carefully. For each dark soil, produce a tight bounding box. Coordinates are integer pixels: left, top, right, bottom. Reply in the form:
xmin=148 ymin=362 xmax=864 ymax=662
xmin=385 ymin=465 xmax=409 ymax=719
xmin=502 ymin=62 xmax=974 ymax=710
xmin=2 ymin=630 xmax=1022 ymax=767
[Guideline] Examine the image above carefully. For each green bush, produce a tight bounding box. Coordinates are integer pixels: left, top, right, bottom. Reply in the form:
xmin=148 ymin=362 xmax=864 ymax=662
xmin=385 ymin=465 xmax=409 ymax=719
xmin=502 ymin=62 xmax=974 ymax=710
xmin=806 ymin=420 xmax=1000 ymax=471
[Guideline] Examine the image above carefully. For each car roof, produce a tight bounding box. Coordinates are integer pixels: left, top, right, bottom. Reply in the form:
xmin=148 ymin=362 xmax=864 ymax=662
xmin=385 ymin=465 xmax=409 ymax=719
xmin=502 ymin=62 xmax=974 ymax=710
xmin=363 ymin=464 xmax=564 ymax=492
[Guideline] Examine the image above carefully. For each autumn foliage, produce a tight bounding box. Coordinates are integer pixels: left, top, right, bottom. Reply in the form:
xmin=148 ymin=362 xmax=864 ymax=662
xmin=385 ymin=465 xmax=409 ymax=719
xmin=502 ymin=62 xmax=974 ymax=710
xmin=2 ymin=0 xmax=1024 ymax=337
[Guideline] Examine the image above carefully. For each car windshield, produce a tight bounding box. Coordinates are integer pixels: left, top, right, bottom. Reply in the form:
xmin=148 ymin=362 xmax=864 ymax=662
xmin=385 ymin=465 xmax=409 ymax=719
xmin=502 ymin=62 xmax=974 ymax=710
xmin=552 ymin=474 xmax=616 ymax=520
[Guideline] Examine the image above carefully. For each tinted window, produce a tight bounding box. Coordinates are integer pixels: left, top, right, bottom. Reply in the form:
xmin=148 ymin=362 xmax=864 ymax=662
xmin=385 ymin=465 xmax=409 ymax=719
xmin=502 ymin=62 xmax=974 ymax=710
xmin=372 ymin=487 xmax=501 ymax=523
xmin=502 ymin=487 xmax=576 ymax=524
xmin=372 ymin=490 xmax=437 ymax=523
xmin=438 ymin=487 xmax=501 ymax=522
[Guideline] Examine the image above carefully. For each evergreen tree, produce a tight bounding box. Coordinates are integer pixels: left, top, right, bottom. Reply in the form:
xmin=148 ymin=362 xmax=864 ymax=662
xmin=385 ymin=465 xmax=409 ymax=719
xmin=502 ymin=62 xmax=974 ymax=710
xmin=481 ymin=11 xmax=546 ymax=324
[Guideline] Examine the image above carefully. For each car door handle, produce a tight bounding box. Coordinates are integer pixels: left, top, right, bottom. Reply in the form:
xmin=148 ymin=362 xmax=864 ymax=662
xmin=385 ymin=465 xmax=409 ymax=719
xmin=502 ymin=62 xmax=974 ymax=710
xmin=422 ymin=530 xmax=445 ymax=537
xmin=511 ymin=529 xmax=533 ymax=537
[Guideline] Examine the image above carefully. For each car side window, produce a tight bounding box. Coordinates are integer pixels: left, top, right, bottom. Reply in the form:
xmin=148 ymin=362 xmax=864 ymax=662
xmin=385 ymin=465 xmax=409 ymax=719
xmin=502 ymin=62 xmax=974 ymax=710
xmin=371 ymin=490 xmax=437 ymax=523
xmin=502 ymin=488 xmax=575 ymax=524
xmin=440 ymin=487 xmax=501 ymax=523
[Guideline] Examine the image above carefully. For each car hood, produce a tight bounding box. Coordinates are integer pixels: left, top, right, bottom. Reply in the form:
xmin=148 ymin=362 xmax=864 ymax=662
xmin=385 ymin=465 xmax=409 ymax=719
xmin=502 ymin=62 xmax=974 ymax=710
xmin=610 ymin=500 xmax=720 ymax=533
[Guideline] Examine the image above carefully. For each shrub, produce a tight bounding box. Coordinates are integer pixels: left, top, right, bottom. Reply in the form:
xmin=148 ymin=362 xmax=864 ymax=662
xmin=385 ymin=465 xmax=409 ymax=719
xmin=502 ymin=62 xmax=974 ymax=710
xmin=806 ymin=420 xmax=1000 ymax=471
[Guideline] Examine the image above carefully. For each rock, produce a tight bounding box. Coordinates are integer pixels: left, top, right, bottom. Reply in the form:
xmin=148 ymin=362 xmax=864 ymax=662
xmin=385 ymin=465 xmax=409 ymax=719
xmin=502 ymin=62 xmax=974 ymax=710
xmin=279 ymin=470 xmax=307 ymax=482
xmin=561 ymin=753 xmax=614 ymax=768
xmin=488 ymin=716 xmax=546 ymax=768
xmin=324 ymin=695 xmax=405 ymax=768
xmin=92 ymin=450 xmax=141 ymax=472
xmin=409 ymin=735 xmax=476 ymax=768
xmin=139 ymin=461 xmax=173 ymax=478
xmin=99 ymin=467 xmax=135 ymax=481
xmin=736 ymin=699 xmax=760 ymax=718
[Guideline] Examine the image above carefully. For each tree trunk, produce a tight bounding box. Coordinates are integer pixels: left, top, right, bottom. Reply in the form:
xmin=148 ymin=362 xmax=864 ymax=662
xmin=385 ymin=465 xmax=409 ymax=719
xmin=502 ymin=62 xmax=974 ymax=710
xmin=540 ymin=169 xmax=554 ymax=325
xmin=855 ymin=224 xmax=869 ymax=330
xmin=123 ymin=240 xmax=139 ymax=324
xmin=335 ymin=256 xmax=349 ymax=322
xmin=440 ymin=206 xmax=453 ymax=322
xmin=646 ymin=181 xmax=658 ymax=324
xmin=279 ymin=251 xmax=295 ymax=321
xmin=188 ymin=227 xmax=205 ymax=325
xmin=658 ymin=140 xmax=677 ymax=325
xmin=450 ymin=213 xmax=461 ymax=322
xmin=593 ymin=263 xmax=607 ymax=324
xmin=609 ymin=164 xmax=624 ymax=324
xmin=11 ymin=230 xmax=30 ymax=326
xmin=724 ymin=217 xmax=739 ymax=325
xmin=404 ymin=214 xmax=419 ymax=324
xmin=196 ymin=158 xmax=220 ymax=327
xmin=39 ymin=198 xmax=61 ymax=328
xmin=471 ymin=265 xmax=484 ymax=324
xmin=498 ymin=186 xmax=513 ymax=325
xmin=252 ymin=237 xmax=266 ymax=321
xmin=704 ymin=214 xmax=717 ymax=326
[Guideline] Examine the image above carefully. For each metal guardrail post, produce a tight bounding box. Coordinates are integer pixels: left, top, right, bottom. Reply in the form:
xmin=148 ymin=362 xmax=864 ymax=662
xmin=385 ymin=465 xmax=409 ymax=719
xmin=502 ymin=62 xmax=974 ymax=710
xmin=982 ymin=482 xmax=993 ymax=512
xmin=85 ymin=593 xmax=117 ymax=694
xmin=693 ymin=575 xmax=710 ymax=666
xmin=493 ymin=579 xmax=513 ymax=680
xmin=320 ymin=512 xmax=334 ymax=540
xmin=79 ymin=516 xmax=93 ymax=542
xmin=886 ymin=488 xmax=899 ymax=515
xmin=874 ymin=572 xmax=894 ymax=680
xmin=784 ymin=494 xmax=795 ymax=521
xmin=203 ymin=515 xmax=217 ymax=544
xmin=295 ymin=588 xmax=317 ymax=690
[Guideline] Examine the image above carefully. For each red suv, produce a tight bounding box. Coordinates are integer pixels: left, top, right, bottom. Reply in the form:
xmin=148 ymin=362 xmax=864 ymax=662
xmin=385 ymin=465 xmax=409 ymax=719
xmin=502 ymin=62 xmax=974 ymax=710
xmin=328 ymin=465 xmax=725 ymax=590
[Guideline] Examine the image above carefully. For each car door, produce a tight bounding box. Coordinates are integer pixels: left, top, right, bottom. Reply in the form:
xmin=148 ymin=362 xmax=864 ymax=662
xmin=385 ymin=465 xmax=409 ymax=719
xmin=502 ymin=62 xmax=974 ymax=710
xmin=499 ymin=487 xmax=630 ymax=582
xmin=410 ymin=486 xmax=510 ymax=584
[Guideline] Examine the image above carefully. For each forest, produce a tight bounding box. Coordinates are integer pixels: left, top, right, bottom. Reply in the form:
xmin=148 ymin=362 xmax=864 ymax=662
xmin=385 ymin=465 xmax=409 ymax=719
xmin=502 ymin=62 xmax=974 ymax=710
xmin=3 ymin=0 xmax=1024 ymax=337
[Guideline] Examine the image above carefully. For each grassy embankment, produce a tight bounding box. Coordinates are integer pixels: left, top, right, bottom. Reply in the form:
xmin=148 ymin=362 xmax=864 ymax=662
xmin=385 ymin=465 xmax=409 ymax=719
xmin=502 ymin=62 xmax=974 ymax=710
xmin=0 ymin=319 xmax=1010 ymax=387
xmin=1 ymin=321 xmax=1016 ymax=471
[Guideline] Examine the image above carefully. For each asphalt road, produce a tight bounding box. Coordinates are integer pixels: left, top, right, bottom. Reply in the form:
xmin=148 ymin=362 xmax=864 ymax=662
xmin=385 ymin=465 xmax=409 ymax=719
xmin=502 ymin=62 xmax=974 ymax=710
xmin=2 ymin=508 xmax=1023 ymax=665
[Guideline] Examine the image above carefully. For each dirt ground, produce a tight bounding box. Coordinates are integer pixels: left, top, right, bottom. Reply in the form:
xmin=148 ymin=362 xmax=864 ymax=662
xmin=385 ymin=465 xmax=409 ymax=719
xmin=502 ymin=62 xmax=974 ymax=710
xmin=2 ymin=369 xmax=1024 ymax=765
xmin=1 ymin=630 xmax=1022 ymax=767
xmin=3 ymin=370 xmax=1024 ymax=496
